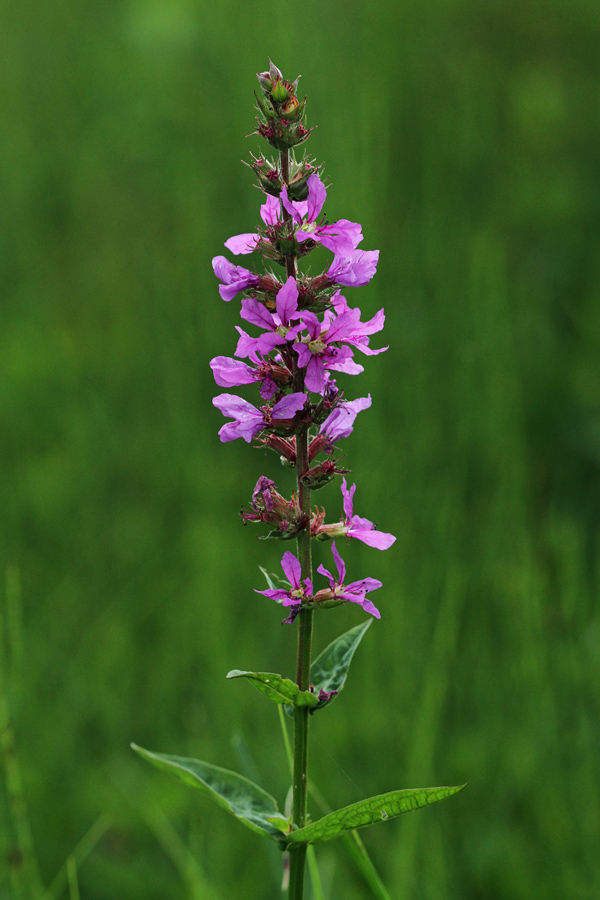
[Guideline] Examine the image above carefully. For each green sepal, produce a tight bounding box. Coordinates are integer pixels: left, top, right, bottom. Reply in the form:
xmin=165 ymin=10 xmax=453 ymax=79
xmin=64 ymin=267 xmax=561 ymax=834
xmin=286 ymin=784 xmax=467 ymax=845
xmin=254 ymin=91 xmax=276 ymax=120
xmin=131 ymin=744 xmax=285 ymax=840
xmin=312 ymin=599 xmax=347 ymax=610
xmin=259 ymin=527 xmax=299 ymax=541
xmin=227 ymin=670 xmax=319 ymax=709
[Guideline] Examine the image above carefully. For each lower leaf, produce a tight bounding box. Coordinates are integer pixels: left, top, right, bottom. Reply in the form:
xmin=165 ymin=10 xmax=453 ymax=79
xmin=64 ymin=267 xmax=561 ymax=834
xmin=132 ymin=744 xmax=286 ymax=840
xmin=286 ymin=784 xmax=467 ymax=845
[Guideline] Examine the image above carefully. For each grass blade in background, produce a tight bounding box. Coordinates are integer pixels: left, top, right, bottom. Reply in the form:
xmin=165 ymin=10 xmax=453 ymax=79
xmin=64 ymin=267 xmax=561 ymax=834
xmin=0 ymin=570 xmax=44 ymax=900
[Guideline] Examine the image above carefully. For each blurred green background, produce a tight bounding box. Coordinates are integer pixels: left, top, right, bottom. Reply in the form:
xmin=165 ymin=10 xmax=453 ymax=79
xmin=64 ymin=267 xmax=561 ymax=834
xmin=1 ymin=0 xmax=600 ymax=897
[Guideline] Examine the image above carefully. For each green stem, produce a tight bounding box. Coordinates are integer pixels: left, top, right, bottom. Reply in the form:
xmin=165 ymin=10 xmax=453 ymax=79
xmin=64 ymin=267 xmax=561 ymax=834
xmin=280 ymin=147 xmax=313 ymax=900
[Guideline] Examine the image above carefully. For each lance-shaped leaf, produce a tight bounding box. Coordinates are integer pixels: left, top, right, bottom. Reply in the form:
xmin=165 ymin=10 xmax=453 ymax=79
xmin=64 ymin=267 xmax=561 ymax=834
xmin=286 ymin=784 xmax=467 ymax=845
xmin=283 ymin=620 xmax=373 ymax=718
xmin=310 ymin=619 xmax=372 ymax=697
xmin=227 ymin=670 xmax=319 ymax=709
xmin=131 ymin=744 xmax=288 ymax=839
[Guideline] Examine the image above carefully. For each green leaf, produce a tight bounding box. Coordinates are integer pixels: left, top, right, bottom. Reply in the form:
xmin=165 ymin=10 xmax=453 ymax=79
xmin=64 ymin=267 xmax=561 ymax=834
xmin=286 ymin=784 xmax=467 ymax=845
xmin=310 ymin=620 xmax=372 ymax=697
xmin=131 ymin=744 xmax=285 ymax=840
xmin=226 ymin=670 xmax=319 ymax=709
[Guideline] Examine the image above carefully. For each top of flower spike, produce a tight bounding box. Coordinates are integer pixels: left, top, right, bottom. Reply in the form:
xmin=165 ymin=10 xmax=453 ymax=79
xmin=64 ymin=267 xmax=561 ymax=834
xmin=254 ymin=60 xmax=310 ymax=151
xmin=256 ymin=61 xmax=300 ymax=103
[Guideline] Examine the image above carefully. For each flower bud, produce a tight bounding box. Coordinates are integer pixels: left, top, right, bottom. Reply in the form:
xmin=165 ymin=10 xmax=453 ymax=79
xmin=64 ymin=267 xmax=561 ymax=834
xmin=256 ymin=60 xmax=283 ymax=96
xmin=254 ymin=61 xmax=310 ymax=151
xmin=270 ymin=79 xmax=290 ymax=104
xmin=279 ymin=95 xmax=300 ymax=120
xmin=241 ymin=476 xmax=302 ymax=539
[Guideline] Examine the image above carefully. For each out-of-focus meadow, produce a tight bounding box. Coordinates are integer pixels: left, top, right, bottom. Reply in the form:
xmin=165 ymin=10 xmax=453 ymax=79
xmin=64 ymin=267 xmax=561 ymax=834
xmin=1 ymin=0 xmax=600 ymax=897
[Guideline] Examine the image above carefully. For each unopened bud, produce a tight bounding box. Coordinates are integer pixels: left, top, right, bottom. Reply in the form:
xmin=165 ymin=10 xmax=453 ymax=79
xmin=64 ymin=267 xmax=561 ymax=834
xmin=279 ymin=95 xmax=300 ymax=120
xmin=270 ymin=80 xmax=290 ymax=104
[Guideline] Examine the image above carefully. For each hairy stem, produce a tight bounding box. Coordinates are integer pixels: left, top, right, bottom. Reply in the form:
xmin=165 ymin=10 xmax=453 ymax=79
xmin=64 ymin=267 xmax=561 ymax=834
xmin=280 ymin=147 xmax=313 ymax=900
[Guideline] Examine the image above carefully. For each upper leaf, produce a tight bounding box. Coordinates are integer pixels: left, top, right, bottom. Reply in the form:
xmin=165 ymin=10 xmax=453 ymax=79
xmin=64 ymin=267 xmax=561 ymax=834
xmin=286 ymin=784 xmax=467 ymax=844
xmin=132 ymin=744 xmax=287 ymax=839
xmin=227 ymin=670 xmax=319 ymax=709
xmin=310 ymin=619 xmax=372 ymax=697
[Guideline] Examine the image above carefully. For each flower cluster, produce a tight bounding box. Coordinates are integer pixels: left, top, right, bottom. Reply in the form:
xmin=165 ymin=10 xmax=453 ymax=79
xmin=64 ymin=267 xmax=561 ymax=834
xmin=211 ymin=62 xmax=395 ymax=625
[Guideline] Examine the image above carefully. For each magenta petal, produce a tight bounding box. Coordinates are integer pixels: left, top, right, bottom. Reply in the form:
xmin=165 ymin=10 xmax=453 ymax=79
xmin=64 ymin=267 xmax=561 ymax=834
xmin=224 ymin=233 xmax=259 ymax=254
xmin=317 ymin=564 xmax=334 ymax=585
xmin=260 ymin=194 xmax=281 ymax=225
xmin=212 ymin=256 xmax=258 ymax=300
xmin=358 ymin=577 xmax=384 ymax=592
xmin=241 ymin=297 xmax=276 ymax=330
xmin=330 ymin=542 xmax=346 ymax=584
xmin=304 ymin=355 xmax=326 ymax=394
xmin=320 ymin=395 xmax=371 ymax=440
xmin=281 ymin=551 xmax=302 ymax=589
xmin=360 ymin=597 xmax=381 ymax=618
xmin=345 ymin=577 xmax=383 ymax=595
xmin=280 ymin=185 xmax=303 ymax=225
xmin=210 ymin=357 xmax=255 ymax=388
xmin=300 ymin=310 xmax=321 ymax=341
xmin=305 ymin=174 xmax=327 ymax=223
xmin=272 ymin=392 xmax=307 ymax=419
xmin=235 ymin=327 xmax=284 ymax=359
xmin=212 ymin=255 xmax=235 ymax=281
xmin=355 ymin=308 xmax=386 ymax=336
xmin=294 ymin=342 xmax=312 ymax=369
xmin=349 ymin=522 xmax=396 ymax=550
xmin=217 ymin=419 xmax=261 ymax=443
xmin=255 ymin=588 xmax=291 ymax=602
xmin=325 ymin=309 xmax=361 ymax=343
xmin=212 ymin=393 xmax=257 ymax=418
xmin=322 ymin=218 xmax=362 ymax=247
xmin=327 ymin=357 xmax=364 ymax=376
xmin=352 ymin=340 xmax=389 ymax=357
xmin=213 ymin=393 xmax=263 ymax=443
xmin=341 ymin=478 xmax=356 ymax=520
xmin=328 ymin=250 xmax=379 ymax=287
xmin=275 ymin=277 xmax=299 ymax=325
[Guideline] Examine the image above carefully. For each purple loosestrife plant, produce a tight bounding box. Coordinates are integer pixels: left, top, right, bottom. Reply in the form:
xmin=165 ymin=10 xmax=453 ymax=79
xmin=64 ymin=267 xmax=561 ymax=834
xmin=133 ymin=61 xmax=466 ymax=900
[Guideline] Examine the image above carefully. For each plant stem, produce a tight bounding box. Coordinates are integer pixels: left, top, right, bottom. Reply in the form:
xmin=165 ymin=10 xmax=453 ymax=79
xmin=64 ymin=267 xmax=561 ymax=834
xmin=280 ymin=147 xmax=313 ymax=900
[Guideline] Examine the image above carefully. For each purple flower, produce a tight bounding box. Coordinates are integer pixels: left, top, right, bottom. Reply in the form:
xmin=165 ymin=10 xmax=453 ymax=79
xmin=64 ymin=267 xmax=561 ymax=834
xmin=213 ymin=392 xmax=307 ymax=443
xmin=317 ymin=542 xmax=382 ymax=618
xmin=212 ymin=256 xmax=259 ymax=302
xmin=312 ymin=478 xmax=396 ymax=549
xmin=210 ymin=354 xmax=291 ymax=400
xmin=281 ymin=175 xmax=363 ymax=256
xmin=224 ymin=176 xmax=363 ymax=258
xmin=224 ymin=195 xmax=281 ymax=254
xmin=294 ymin=311 xmax=363 ymax=393
xmin=255 ymin=550 xmax=313 ymax=624
xmin=327 ymin=250 xmax=379 ymax=287
xmin=293 ymin=304 xmax=386 ymax=393
xmin=319 ymin=395 xmax=372 ymax=441
xmin=235 ymin=277 xmax=304 ymax=358
xmin=341 ymin=479 xmax=396 ymax=549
